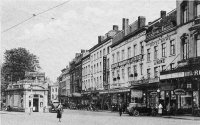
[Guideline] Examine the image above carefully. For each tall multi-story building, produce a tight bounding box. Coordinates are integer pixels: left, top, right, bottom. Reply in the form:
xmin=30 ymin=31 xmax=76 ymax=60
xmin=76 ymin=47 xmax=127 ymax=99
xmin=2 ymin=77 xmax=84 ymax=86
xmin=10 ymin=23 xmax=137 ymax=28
xmin=110 ymin=16 xmax=146 ymax=109
xmin=58 ymin=66 xmax=70 ymax=107
xmin=144 ymin=9 xmax=178 ymax=109
xmin=88 ymin=26 xmax=119 ymax=109
xmin=160 ymin=0 xmax=200 ymax=115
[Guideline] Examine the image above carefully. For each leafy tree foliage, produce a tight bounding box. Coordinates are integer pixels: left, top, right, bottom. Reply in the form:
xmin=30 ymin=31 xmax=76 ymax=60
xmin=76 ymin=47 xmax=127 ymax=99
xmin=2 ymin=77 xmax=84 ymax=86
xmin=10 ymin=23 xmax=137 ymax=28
xmin=1 ymin=48 xmax=41 ymax=88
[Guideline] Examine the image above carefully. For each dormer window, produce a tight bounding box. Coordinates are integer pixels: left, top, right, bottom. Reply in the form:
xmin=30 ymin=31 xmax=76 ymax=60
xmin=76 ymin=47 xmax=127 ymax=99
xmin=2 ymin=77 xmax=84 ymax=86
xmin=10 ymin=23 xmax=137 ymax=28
xmin=196 ymin=2 xmax=200 ymax=17
xmin=181 ymin=1 xmax=188 ymax=24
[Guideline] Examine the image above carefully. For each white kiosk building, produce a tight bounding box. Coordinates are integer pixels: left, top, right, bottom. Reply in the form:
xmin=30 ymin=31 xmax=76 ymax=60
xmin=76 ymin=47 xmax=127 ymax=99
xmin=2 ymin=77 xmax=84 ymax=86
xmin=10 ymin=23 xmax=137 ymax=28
xmin=5 ymin=72 xmax=49 ymax=112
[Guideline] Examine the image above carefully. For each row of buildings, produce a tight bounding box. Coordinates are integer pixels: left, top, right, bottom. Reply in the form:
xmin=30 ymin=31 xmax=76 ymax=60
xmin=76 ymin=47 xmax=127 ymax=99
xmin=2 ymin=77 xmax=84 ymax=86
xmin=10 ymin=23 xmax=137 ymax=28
xmin=57 ymin=0 xmax=200 ymax=115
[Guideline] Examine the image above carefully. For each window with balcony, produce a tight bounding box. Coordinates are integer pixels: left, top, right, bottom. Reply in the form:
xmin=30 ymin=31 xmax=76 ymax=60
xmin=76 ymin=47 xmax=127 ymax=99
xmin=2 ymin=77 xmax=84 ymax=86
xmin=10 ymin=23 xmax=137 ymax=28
xmin=161 ymin=43 xmax=166 ymax=57
xmin=121 ymin=50 xmax=125 ymax=60
xmin=147 ymin=49 xmax=151 ymax=61
xmin=128 ymin=47 xmax=131 ymax=58
xmin=170 ymin=39 xmax=175 ymax=55
xmin=154 ymin=67 xmax=158 ymax=78
xmin=133 ymin=44 xmax=137 ymax=56
xmin=181 ymin=1 xmax=188 ymax=24
xmin=94 ymin=64 xmax=96 ymax=73
xmin=154 ymin=46 xmax=158 ymax=59
xmin=97 ymin=52 xmax=99 ymax=59
xmin=122 ymin=68 xmax=125 ymax=79
xmin=117 ymin=51 xmax=120 ymax=62
xmin=147 ymin=68 xmax=151 ymax=79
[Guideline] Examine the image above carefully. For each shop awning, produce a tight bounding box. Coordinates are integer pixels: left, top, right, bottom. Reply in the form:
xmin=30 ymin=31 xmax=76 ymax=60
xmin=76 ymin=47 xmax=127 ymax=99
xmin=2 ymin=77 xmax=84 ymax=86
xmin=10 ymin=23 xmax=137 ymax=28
xmin=160 ymin=58 xmax=200 ymax=80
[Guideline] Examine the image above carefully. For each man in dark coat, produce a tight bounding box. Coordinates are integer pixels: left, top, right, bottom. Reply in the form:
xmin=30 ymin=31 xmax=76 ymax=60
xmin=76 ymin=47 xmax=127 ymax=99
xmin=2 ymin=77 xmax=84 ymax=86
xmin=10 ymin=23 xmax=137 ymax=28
xmin=57 ymin=103 xmax=63 ymax=122
xmin=119 ymin=103 xmax=122 ymax=116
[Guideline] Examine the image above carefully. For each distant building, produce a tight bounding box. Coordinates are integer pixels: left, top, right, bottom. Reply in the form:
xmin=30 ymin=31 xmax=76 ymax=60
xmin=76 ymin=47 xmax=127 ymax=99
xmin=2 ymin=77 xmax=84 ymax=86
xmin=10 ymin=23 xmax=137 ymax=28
xmin=5 ymin=72 xmax=48 ymax=112
xmin=58 ymin=66 xmax=70 ymax=106
xmin=50 ymin=82 xmax=59 ymax=102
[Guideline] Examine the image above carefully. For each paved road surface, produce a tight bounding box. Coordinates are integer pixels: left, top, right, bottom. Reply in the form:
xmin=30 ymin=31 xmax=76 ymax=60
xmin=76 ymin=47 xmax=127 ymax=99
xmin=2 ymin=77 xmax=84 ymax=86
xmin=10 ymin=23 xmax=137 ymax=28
xmin=1 ymin=109 xmax=199 ymax=125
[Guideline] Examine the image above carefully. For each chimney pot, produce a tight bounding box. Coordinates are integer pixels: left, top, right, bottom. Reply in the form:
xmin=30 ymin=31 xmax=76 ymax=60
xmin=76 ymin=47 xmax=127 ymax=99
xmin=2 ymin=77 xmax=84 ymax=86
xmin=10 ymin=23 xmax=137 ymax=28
xmin=113 ymin=25 xmax=119 ymax=31
xmin=160 ymin=11 xmax=166 ymax=18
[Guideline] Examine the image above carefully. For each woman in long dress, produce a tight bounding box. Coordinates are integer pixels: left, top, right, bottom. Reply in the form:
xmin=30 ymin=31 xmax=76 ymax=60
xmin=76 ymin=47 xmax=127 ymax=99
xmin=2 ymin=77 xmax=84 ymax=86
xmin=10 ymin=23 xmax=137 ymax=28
xmin=57 ymin=103 xmax=62 ymax=122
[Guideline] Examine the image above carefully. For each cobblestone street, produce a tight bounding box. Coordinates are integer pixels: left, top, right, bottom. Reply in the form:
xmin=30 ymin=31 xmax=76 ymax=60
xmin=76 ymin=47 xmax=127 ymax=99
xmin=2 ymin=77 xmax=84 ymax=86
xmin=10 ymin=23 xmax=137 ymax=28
xmin=1 ymin=110 xmax=200 ymax=125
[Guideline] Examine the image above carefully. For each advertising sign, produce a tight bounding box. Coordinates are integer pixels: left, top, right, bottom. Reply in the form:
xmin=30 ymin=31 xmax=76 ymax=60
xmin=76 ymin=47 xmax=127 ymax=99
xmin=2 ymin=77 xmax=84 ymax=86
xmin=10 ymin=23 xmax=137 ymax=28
xmin=174 ymin=89 xmax=186 ymax=95
xmin=103 ymin=56 xmax=107 ymax=85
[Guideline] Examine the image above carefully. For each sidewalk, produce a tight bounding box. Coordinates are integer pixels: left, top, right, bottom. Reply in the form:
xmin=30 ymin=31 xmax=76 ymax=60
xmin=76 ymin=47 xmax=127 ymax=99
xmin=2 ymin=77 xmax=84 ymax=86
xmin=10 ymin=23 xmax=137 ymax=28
xmin=161 ymin=115 xmax=200 ymax=121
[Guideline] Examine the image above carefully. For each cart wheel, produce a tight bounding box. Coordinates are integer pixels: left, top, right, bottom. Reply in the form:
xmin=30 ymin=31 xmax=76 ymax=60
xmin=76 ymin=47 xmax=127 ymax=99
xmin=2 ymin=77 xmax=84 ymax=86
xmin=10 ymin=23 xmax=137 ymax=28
xmin=134 ymin=110 xmax=139 ymax=116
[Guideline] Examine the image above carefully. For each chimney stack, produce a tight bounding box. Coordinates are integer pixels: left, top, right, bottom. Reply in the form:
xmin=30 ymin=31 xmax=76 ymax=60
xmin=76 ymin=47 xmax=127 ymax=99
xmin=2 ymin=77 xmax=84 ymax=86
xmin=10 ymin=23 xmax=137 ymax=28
xmin=98 ymin=36 xmax=104 ymax=44
xmin=160 ymin=10 xmax=166 ymax=18
xmin=113 ymin=25 xmax=119 ymax=31
xmin=122 ymin=18 xmax=129 ymax=35
xmin=138 ymin=16 xmax=146 ymax=28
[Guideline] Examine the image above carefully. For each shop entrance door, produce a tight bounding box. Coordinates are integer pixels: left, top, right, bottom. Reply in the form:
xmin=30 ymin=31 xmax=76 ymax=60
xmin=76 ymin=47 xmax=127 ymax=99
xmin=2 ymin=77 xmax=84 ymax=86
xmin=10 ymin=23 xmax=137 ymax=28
xmin=33 ymin=98 xmax=39 ymax=112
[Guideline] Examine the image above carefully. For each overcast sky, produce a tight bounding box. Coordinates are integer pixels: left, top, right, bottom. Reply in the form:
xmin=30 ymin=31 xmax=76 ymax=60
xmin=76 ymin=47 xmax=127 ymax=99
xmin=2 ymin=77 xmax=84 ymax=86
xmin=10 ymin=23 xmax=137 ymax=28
xmin=1 ymin=0 xmax=176 ymax=82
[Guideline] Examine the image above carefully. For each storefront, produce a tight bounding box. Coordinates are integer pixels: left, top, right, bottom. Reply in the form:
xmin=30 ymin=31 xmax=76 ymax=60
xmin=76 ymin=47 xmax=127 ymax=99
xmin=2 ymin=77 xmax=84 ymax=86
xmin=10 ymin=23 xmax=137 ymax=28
xmin=99 ymin=88 xmax=130 ymax=111
xmin=160 ymin=61 xmax=200 ymax=115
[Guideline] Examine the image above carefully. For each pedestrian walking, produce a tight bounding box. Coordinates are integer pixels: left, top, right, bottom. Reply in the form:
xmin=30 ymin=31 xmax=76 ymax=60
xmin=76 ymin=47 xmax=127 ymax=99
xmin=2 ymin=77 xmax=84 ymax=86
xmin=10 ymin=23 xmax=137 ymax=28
xmin=158 ymin=103 xmax=163 ymax=116
xmin=57 ymin=103 xmax=63 ymax=122
xmin=166 ymin=103 xmax=171 ymax=115
xmin=118 ymin=103 xmax=122 ymax=116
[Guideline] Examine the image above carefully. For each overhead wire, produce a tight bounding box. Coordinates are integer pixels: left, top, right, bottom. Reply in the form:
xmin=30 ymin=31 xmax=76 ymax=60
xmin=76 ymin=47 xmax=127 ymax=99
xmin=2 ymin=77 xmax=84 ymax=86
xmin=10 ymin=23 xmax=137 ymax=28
xmin=2 ymin=0 xmax=71 ymax=33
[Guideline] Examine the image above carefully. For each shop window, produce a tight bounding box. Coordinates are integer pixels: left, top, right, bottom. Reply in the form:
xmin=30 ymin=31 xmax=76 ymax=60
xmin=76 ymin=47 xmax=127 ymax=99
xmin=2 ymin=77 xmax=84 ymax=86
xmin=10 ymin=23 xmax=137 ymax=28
xmin=181 ymin=92 xmax=192 ymax=109
xmin=193 ymin=91 xmax=199 ymax=108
